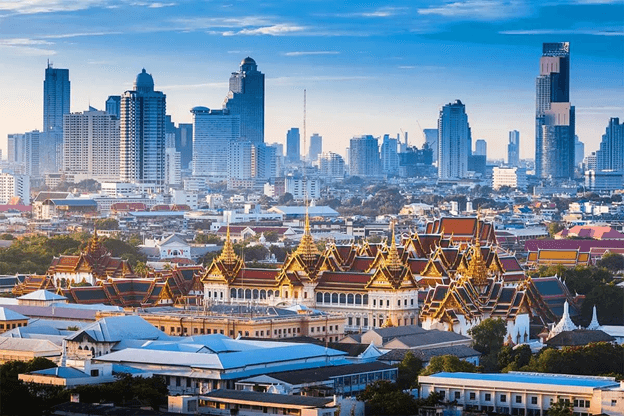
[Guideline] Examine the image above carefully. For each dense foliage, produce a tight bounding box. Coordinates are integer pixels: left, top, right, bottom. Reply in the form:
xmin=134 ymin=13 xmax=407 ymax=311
xmin=73 ymin=373 xmax=168 ymax=410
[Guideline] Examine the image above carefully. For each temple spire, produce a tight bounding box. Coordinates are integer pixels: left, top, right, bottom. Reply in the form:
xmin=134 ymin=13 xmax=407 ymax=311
xmin=549 ymin=300 xmax=577 ymax=338
xmin=385 ymin=221 xmax=402 ymax=272
xmin=587 ymin=305 xmax=601 ymax=330
xmin=295 ymin=206 xmax=320 ymax=261
xmin=218 ymin=223 xmax=239 ymax=266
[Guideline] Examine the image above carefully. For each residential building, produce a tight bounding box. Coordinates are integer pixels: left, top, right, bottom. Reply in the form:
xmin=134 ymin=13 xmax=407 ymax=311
xmin=223 ymin=57 xmax=264 ymax=144
xmin=196 ymin=391 xmax=338 ymax=416
xmin=228 ymin=141 xmax=254 ymax=183
xmin=319 ymin=152 xmax=345 ymax=180
xmin=381 ymin=134 xmax=399 ymax=176
xmin=255 ymin=143 xmax=277 ymax=180
xmin=119 ymin=69 xmax=166 ymax=187
xmin=535 ymin=42 xmax=575 ymax=180
xmin=62 ymin=109 xmax=120 ymax=182
xmin=585 ymin=152 xmax=598 ymax=171
xmin=349 ymin=135 xmax=380 ymax=177
xmin=286 ymin=128 xmax=300 ymax=163
xmin=177 ymin=123 xmax=193 ymax=170
xmin=308 ymin=133 xmax=322 ymax=162
xmin=191 ymin=107 xmax=240 ymax=181
xmin=419 ymin=372 xmax=624 ymax=416
xmin=0 ymin=307 xmax=29 ymax=335
xmin=474 ymin=139 xmax=487 ymax=157
xmin=493 ymin=167 xmax=527 ymax=190
xmin=0 ymin=172 xmax=30 ymax=205
xmin=105 ymin=95 xmax=120 ymax=118
xmin=285 ymin=176 xmax=320 ymax=200
xmin=438 ymin=100 xmax=471 ymax=180
xmin=585 ymin=170 xmax=623 ymax=192
xmin=424 ymin=128 xmax=438 ymax=164
xmin=42 ymin=62 xmax=70 ymax=174
xmin=596 ymin=118 xmax=624 ymax=172
xmin=7 ymin=131 xmax=40 ymax=177
xmin=508 ymin=130 xmax=520 ymax=167
xmin=165 ymin=148 xmax=181 ymax=186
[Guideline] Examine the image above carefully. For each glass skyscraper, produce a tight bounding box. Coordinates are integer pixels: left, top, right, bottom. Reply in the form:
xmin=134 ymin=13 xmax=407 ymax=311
xmin=508 ymin=130 xmax=520 ymax=167
xmin=119 ymin=69 xmax=166 ymax=186
xmin=438 ymin=100 xmax=471 ymax=180
xmin=42 ymin=63 xmax=70 ymax=174
xmin=286 ymin=128 xmax=300 ymax=163
xmin=223 ymin=57 xmax=265 ymax=144
xmin=535 ymin=42 xmax=575 ymax=180
xmin=596 ymin=118 xmax=624 ymax=172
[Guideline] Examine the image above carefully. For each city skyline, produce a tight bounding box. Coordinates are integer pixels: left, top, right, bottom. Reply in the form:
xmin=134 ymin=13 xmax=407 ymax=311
xmin=0 ymin=1 xmax=622 ymax=160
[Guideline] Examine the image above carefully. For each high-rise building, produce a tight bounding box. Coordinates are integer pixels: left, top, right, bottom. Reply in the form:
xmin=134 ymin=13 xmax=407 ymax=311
xmin=349 ymin=135 xmax=380 ymax=177
xmin=596 ymin=118 xmax=624 ymax=172
xmin=268 ymin=143 xmax=284 ymax=176
xmin=0 ymin=172 xmax=30 ymax=205
xmin=423 ymin=129 xmax=438 ymax=164
xmin=319 ymin=152 xmax=345 ymax=180
xmin=119 ymin=69 xmax=166 ymax=186
xmin=286 ymin=128 xmax=300 ymax=163
xmin=474 ymin=139 xmax=487 ymax=157
xmin=177 ymin=123 xmax=193 ymax=170
xmin=308 ymin=133 xmax=322 ymax=162
xmin=255 ymin=143 xmax=277 ymax=180
xmin=508 ymin=130 xmax=520 ymax=167
xmin=535 ymin=42 xmax=575 ymax=180
xmin=574 ymin=135 xmax=585 ymax=167
xmin=228 ymin=141 xmax=254 ymax=182
xmin=165 ymin=148 xmax=181 ymax=186
xmin=380 ymin=134 xmax=399 ymax=176
xmin=7 ymin=131 xmax=40 ymax=177
xmin=438 ymin=100 xmax=471 ymax=180
xmin=105 ymin=96 xmax=121 ymax=118
xmin=42 ymin=63 xmax=70 ymax=174
xmin=63 ymin=109 xmax=120 ymax=181
xmin=223 ymin=57 xmax=264 ymax=144
xmin=191 ymin=107 xmax=240 ymax=182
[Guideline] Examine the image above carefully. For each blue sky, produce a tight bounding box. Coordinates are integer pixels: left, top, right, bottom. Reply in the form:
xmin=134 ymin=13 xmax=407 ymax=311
xmin=0 ymin=0 xmax=622 ymax=160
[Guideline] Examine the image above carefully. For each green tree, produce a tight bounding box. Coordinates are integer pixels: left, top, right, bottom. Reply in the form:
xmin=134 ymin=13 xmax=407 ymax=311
xmin=420 ymin=355 xmax=479 ymax=376
xmin=547 ymin=399 xmax=573 ymax=416
xmin=277 ymin=192 xmax=294 ymax=205
xmin=95 ymin=218 xmax=119 ymax=230
xmin=548 ymin=222 xmax=565 ymax=237
xmin=357 ymin=380 xmax=417 ymax=416
xmin=582 ymin=285 xmax=624 ymax=325
xmin=498 ymin=344 xmax=532 ymax=372
xmin=396 ymin=351 xmax=423 ymax=390
xmin=195 ymin=233 xmax=222 ymax=244
xmin=596 ymin=252 xmax=624 ymax=272
xmin=0 ymin=233 xmax=14 ymax=240
xmin=101 ymin=238 xmax=146 ymax=266
xmin=468 ymin=318 xmax=507 ymax=355
xmin=134 ymin=261 xmax=150 ymax=277
xmin=264 ymin=231 xmax=279 ymax=242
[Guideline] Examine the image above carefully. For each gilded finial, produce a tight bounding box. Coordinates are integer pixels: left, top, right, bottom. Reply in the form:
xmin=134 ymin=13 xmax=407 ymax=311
xmin=218 ymin=223 xmax=239 ymax=266
xmin=296 ymin=206 xmax=320 ymax=262
xmin=385 ymin=220 xmax=402 ymax=272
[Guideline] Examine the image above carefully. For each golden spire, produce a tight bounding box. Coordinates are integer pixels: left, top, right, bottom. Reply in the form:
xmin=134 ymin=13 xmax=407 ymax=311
xmin=218 ymin=224 xmax=239 ymax=266
xmin=295 ymin=207 xmax=320 ymax=262
xmin=467 ymin=212 xmax=488 ymax=288
xmin=385 ymin=221 xmax=402 ymax=272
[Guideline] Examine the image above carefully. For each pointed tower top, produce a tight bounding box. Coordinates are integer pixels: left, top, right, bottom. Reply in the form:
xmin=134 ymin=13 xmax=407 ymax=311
xmin=295 ymin=208 xmax=320 ymax=261
xmin=218 ymin=224 xmax=239 ymax=266
xmin=587 ymin=305 xmax=601 ymax=330
xmin=550 ymin=300 xmax=578 ymax=338
xmin=385 ymin=221 xmax=403 ymax=272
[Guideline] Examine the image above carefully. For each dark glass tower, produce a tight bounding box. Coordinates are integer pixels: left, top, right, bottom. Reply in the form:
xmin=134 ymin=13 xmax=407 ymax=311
xmin=535 ymin=42 xmax=575 ymax=180
xmin=223 ymin=57 xmax=265 ymax=144
xmin=42 ymin=62 xmax=70 ymax=174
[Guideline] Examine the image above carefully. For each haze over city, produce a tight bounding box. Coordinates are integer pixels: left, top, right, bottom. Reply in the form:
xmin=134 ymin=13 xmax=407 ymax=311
xmin=0 ymin=0 xmax=622 ymax=159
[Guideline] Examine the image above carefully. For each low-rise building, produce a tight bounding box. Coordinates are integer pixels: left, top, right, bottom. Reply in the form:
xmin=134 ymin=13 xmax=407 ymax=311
xmin=493 ymin=167 xmax=527 ymax=190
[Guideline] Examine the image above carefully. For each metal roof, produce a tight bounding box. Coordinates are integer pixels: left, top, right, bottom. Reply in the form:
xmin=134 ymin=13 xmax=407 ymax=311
xmin=428 ymin=372 xmax=620 ymax=388
xmin=202 ymin=389 xmax=334 ymax=408
xmin=18 ymin=289 xmax=67 ymax=301
xmin=0 ymin=306 xmax=27 ymax=321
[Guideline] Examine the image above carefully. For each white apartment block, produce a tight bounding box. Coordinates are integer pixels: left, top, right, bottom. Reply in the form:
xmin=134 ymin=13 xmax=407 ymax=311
xmin=419 ymin=372 xmax=623 ymax=416
xmin=493 ymin=167 xmax=527 ymax=190
xmin=0 ymin=172 xmax=30 ymax=204
xmin=63 ymin=110 xmax=120 ymax=182
xmin=285 ymin=177 xmax=320 ymax=201
xmin=165 ymin=148 xmax=181 ymax=186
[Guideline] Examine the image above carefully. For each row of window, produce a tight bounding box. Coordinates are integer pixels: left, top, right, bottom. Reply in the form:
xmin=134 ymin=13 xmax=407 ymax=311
xmin=447 ymin=392 xmax=592 ymax=408
xmin=160 ymin=325 xmax=306 ymax=338
xmin=0 ymin=322 xmax=24 ymax=330
xmin=316 ymin=292 xmax=369 ymax=305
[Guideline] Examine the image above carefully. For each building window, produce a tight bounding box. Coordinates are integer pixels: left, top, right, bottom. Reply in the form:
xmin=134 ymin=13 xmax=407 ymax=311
xmin=485 ymin=394 xmax=491 ymax=402
xmin=176 ymin=377 xmax=181 ymax=387
xmin=364 ymin=318 xmax=368 ymax=327
xmin=612 ymin=400 xmax=617 ymax=406
xmin=501 ymin=395 xmax=507 ymax=403
xmin=348 ymin=317 xmax=353 ymax=326
xmin=531 ymin=397 xmax=538 ymax=405
xmin=386 ymin=299 xmax=390 ymax=307
xmin=516 ymin=396 xmax=522 ymax=404
xmin=373 ymin=299 xmax=376 ymax=306
xmin=90 ymin=369 xmax=99 ymax=377
xmin=470 ymin=393 xmax=476 ymax=400
xmin=454 ymin=392 xmax=460 ymax=400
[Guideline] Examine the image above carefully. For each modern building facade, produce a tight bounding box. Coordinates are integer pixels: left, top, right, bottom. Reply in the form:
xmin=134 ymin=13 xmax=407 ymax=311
xmin=63 ymin=109 xmax=120 ymax=182
xmin=424 ymin=128 xmax=438 ymax=164
xmin=308 ymin=133 xmax=322 ymax=162
xmin=575 ymin=135 xmax=585 ymax=167
xmin=223 ymin=57 xmax=264 ymax=144
xmin=191 ymin=107 xmax=240 ymax=181
xmin=535 ymin=42 xmax=575 ymax=180
xmin=286 ymin=128 xmax=300 ymax=163
xmin=474 ymin=139 xmax=487 ymax=157
xmin=596 ymin=118 xmax=624 ymax=173
xmin=105 ymin=96 xmax=120 ymax=118
xmin=493 ymin=167 xmax=527 ymax=190
xmin=381 ymin=134 xmax=399 ymax=176
xmin=349 ymin=135 xmax=380 ymax=177
xmin=7 ymin=131 xmax=40 ymax=177
xmin=0 ymin=172 xmax=30 ymax=205
xmin=119 ymin=69 xmax=166 ymax=186
xmin=508 ymin=130 xmax=520 ymax=167
xmin=319 ymin=152 xmax=345 ymax=180
xmin=42 ymin=63 xmax=70 ymax=175
xmin=438 ymin=100 xmax=471 ymax=180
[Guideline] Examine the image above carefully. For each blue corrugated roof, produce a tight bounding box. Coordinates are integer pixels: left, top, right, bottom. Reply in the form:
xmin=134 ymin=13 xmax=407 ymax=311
xmin=430 ymin=372 xmax=619 ymax=388
xmin=49 ymin=199 xmax=97 ymax=207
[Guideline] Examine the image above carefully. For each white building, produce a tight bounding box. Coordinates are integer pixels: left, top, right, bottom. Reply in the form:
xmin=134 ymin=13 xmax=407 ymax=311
xmin=585 ymin=170 xmax=623 ymax=192
xmin=165 ymin=148 xmax=181 ymax=186
xmin=63 ymin=109 xmax=120 ymax=182
xmin=319 ymin=152 xmax=345 ymax=180
xmin=0 ymin=172 xmax=29 ymax=205
xmin=170 ymin=189 xmax=198 ymax=210
xmin=419 ymin=372 xmax=624 ymax=416
xmin=285 ymin=177 xmax=320 ymax=201
xmin=493 ymin=167 xmax=528 ymax=190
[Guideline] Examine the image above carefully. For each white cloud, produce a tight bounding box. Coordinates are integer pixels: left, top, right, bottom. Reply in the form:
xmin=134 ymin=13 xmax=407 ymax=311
xmin=41 ymin=31 xmax=123 ymax=39
xmin=0 ymin=38 xmax=53 ymax=46
xmin=228 ymin=24 xmax=306 ymax=36
xmin=360 ymin=6 xmax=408 ymax=17
xmin=284 ymin=51 xmax=339 ymax=57
xmin=171 ymin=16 xmax=274 ymax=31
xmin=417 ymin=0 xmax=530 ymax=20
xmin=500 ymin=28 xmax=623 ymax=36
xmin=0 ymin=38 xmax=56 ymax=56
xmin=148 ymin=2 xmax=176 ymax=7
xmin=0 ymin=0 xmax=107 ymax=14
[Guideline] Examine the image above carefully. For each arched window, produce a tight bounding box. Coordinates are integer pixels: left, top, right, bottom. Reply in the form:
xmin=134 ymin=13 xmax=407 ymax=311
xmin=355 ymin=294 xmax=362 ymax=305
xmin=268 ymin=290 xmax=273 ymax=298
xmin=238 ymin=288 xmax=243 ymax=298
xmin=347 ymin=294 xmax=354 ymax=304
xmin=339 ymin=294 xmax=346 ymax=304
xmin=316 ymin=292 xmax=323 ymax=303
xmin=78 ymin=346 xmax=83 ymax=350
xmin=253 ymin=289 xmax=259 ymax=299
xmin=260 ymin=290 xmax=266 ymax=299
xmin=90 ymin=347 xmax=95 ymax=356
xmin=363 ymin=294 xmax=369 ymax=305
xmin=245 ymin=289 xmax=251 ymax=299
xmin=332 ymin=293 xmax=338 ymax=304
xmin=324 ymin=293 xmax=330 ymax=303
xmin=230 ymin=288 xmax=237 ymax=298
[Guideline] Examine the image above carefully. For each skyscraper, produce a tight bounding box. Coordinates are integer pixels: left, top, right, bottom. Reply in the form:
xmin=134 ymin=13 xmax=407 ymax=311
xmin=380 ymin=134 xmax=399 ymax=176
xmin=349 ymin=135 xmax=381 ymax=177
xmin=42 ymin=63 xmax=70 ymax=174
xmin=191 ymin=107 xmax=240 ymax=181
xmin=438 ymin=100 xmax=471 ymax=180
xmin=223 ymin=57 xmax=265 ymax=144
xmin=177 ymin=123 xmax=193 ymax=170
xmin=596 ymin=118 xmax=624 ymax=172
xmin=474 ymin=139 xmax=487 ymax=157
xmin=508 ymin=130 xmax=520 ymax=167
xmin=286 ymin=128 xmax=300 ymax=163
xmin=423 ymin=129 xmax=438 ymax=164
xmin=535 ymin=42 xmax=575 ymax=180
xmin=63 ymin=109 xmax=120 ymax=181
xmin=308 ymin=133 xmax=323 ymax=162
xmin=105 ymin=96 xmax=121 ymax=118
xmin=574 ymin=135 xmax=585 ymax=167
xmin=119 ymin=69 xmax=166 ymax=186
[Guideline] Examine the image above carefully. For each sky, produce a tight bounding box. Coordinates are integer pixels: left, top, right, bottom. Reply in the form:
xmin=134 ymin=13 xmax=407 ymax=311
xmin=0 ymin=0 xmax=622 ymax=161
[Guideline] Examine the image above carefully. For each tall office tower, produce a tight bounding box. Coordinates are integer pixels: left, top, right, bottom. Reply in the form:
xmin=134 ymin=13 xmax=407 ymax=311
xmin=474 ymin=139 xmax=487 ymax=157
xmin=191 ymin=107 xmax=240 ymax=181
xmin=42 ymin=63 xmax=70 ymax=174
xmin=63 ymin=109 xmax=120 ymax=181
xmin=319 ymin=152 xmax=345 ymax=180
xmin=380 ymin=134 xmax=399 ymax=176
xmin=424 ymin=129 xmax=438 ymax=163
xmin=119 ymin=69 xmax=166 ymax=186
xmin=177 ymin=123 xmax=193 ymax=170
xmin=223 ymin=57 xmax=264 ymax=144
xmin=165 ymin=148 xmax=181 ymax=186
xmin=286 ymin=128 xmax=300 ymax=163
xmin=8 ymin=131 xmax=40 ymax=177
xmin=438 ymin=100 xmax=471 ymax=180
xmin=574 ymin=136 xmax=585 ymax=167
xmin=508 ymin=130 xmax=520 ymax=167
xmin=105 ymin=96 xmax=121 ymax=118
xmin=268 ymin=143 xmax=284 ymax=175
xmin=228 ymin=141 xmax=254 ymax=180
xmin=308 ymin=133 xmax=322 ymax=162
xmin=0 ymin=173 xmax=30 ymax=204
xmin=596 ymin=118 xmax=624 ymax=172
xmin=255 ymin=143 xmax=277 ymax=180
xmin=535 ymin=42 xmax=575 ymax=180
xmin=349 ymin=135 xmax=381 ymax=177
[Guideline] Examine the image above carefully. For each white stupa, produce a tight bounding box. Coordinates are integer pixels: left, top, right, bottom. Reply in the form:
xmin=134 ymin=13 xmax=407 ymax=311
xmin=587 ymin=305 xmax=601 ymax=330
xmin=549 ymin=300 xmax=578 ymax=339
